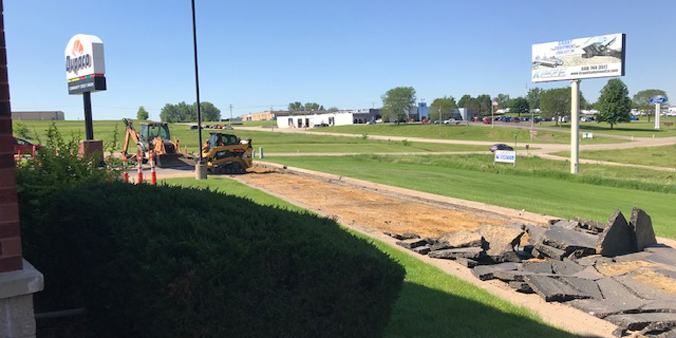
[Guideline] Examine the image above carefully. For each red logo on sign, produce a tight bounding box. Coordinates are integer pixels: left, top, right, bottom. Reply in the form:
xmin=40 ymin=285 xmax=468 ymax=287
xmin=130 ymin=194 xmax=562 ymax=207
xmin=72 ymin=40 xmax=84 ymax=56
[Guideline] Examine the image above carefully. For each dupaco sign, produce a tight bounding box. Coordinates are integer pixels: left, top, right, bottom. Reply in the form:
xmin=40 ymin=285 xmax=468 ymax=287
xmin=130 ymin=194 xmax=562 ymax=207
xmin=494 ymin=150 xmax=516 ymax=166
xmin=65 ymin=34 xmax=106 ymax=94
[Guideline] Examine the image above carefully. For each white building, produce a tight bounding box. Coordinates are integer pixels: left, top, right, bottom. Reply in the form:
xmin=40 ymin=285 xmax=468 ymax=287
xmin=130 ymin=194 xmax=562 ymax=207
xmin=276 ymin=112 xmax=354 ymax=128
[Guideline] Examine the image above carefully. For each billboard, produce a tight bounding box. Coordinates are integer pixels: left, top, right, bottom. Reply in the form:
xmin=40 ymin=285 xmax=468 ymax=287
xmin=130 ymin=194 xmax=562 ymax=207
xmin=532 ymin=33 xmax=625 ymax=83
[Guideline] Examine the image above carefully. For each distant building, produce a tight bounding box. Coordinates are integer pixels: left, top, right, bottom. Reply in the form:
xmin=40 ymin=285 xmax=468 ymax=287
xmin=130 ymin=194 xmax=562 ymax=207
xmin=453 ymin=108 xmax=474 ymax=121
xmin=348 ymin=108 xmax=380 ymax=124
xmin=11 ymin=111 xmax=64 ymax=121
xmin=418 ymin=102 xmax=429 ymax=120
xmin=276 ymin=112 xmax=353 ymax=128
xmin=242 ymin=110 xmax=276 ymax=121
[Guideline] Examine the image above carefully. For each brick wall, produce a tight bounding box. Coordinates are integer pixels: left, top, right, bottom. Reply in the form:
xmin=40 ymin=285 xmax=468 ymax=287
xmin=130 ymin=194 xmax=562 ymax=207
xmin=0 ymin=0 xmax=23 ymax=272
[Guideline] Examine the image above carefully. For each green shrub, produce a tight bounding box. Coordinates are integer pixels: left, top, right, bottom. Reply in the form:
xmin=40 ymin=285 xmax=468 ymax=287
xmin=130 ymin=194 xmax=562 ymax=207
xmin=16 ymin=123 xmax=117 ymax=196
xmin=20 ymin=182 xmax=404 ymax=338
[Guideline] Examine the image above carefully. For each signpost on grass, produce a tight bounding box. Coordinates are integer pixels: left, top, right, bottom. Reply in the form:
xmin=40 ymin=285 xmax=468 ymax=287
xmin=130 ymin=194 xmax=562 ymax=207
xmin=494 ymin=150 xmax=516 ymax=167
xmin=65 ymin=34 xmax=107 ymax=140
xmin=532 ymin=33 xmax=626 ymax=174
xmin=649 ymin=96 xmax=668 ymax=130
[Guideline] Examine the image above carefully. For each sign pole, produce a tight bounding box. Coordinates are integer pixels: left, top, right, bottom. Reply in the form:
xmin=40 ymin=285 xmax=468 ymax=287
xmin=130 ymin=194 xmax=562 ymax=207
xmin=655 ymin=103 xmax=660 ymax=130
xmin=570 ymin=79 xmax=580 ymax=174
xmin=83 ymin=92 xmax=94 ymax=140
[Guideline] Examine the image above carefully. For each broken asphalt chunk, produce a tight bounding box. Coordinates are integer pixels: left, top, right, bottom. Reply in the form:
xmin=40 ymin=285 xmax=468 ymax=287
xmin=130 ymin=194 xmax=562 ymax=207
xmin=630 ymin=208 xmax=657 ymax=251
xmin=428 ymin=247 xmax=486 ymax=260
xmin=471 ymin=262 xmax=521 ymax=281
xmin=597 ymin=210 xmax=638 ymax=257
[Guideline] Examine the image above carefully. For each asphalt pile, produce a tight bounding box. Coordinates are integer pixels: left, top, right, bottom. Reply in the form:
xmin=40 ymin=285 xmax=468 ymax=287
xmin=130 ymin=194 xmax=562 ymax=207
xmin=386 ymin=208 xmax=676 ymax=337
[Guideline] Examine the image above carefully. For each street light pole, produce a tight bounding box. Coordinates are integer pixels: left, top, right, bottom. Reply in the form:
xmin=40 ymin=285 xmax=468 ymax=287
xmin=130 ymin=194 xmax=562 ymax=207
xmin=191 ymin=0 xmax=206 ymax=179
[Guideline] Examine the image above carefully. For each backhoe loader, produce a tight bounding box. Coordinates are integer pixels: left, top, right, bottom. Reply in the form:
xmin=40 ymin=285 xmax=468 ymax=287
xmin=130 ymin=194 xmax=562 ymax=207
xmin=121 ymin=119 xmax=195 ymax=168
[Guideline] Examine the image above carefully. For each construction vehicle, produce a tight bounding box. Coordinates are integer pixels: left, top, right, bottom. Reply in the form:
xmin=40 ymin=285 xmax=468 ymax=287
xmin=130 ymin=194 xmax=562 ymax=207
xmin=580 ymin=35 xmax=621 ymax=59
xmin=202 ymin=132 xmax=253 ymax=174
xmin=532 ymin=55 xmax=564 ymax=68
xmin=121 ymin=119 xmax=195 ymax=168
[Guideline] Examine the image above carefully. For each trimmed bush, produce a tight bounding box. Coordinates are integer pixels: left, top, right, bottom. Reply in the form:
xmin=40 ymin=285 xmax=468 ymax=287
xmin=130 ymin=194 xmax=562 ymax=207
xmin=20 ymin=182 xmax=404 ymax=338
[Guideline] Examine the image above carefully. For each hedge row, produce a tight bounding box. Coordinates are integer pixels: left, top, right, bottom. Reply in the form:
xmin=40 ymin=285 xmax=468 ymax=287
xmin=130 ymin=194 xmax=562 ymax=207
xmin=19 ymin=182 xmax=404 ymax=337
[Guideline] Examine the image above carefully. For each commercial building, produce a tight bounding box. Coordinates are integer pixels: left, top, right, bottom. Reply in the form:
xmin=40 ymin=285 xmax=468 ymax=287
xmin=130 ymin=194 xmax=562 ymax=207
xmin=242 ymin=110 xmax=276 ymax=121
xmin=11 ymin=111 xmax=64 ymax=120
xmin=349 ymin=108 xmax=380 ymax=124
xmin=276 ymin=112 xmax=354 ymax=128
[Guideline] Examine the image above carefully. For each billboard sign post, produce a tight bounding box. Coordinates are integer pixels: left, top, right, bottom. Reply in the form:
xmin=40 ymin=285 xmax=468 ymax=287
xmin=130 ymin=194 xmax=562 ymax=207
xmin=649 ymin=96 xmax=668 ymax=130
xmin=65 ymin=34 xmax=106 ymax=140
xmin=532 ymin=33 xmax=625 ymax=174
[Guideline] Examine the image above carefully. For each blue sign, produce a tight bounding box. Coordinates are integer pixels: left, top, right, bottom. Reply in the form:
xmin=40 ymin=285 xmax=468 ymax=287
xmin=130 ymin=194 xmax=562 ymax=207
xmin=649 ymin=96 xmax=668 ymax=104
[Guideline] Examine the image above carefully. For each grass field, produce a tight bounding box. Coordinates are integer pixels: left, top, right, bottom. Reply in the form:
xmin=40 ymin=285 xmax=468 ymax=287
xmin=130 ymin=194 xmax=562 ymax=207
xmin=314 ymin=124 xmax=625 ymax=144
xmin=554 ymin=145 xmax=676 ymax=168
xmin=166 ymin=177 xmax=573 ymax=338
xmin=264 ymin=155 xmax=676 ymax=239
xmin=541 ymin=116 xmax=676 ymax=138
xmin=12 ymin=120 xmax=489 ymax=154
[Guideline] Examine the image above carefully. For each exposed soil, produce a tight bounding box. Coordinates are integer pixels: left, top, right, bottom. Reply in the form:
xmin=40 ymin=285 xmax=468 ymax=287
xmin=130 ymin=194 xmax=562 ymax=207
xmin=238 ymin=166 xmax=509 ymax=238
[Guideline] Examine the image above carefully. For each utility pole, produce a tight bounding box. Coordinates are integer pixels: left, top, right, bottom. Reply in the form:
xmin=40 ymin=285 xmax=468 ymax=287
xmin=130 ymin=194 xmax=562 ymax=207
xmin=570 ymin=79 xmax=581 ymax=174
xmin=229 ymin=104 xmax=233 ymax=126
xmin=438 ymin=106 xmax=442 ymax=137
xmin=191 ymin=0 xmax=206 ymax=180
xmin=270 ymin=105 xmax=274 ymax=131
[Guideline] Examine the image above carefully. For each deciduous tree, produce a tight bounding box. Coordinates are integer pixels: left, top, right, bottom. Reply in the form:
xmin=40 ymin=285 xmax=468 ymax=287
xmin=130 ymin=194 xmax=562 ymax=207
xmin=476 ymin=94 xmax=492 ymax=116
xmin=507 ymin=97 xmax=529 ymax=117
xmin=429 ymin=96 xmax=457 ymax=121
xmin=381 ymin=87 xmax=416 ymax=123
xmin=137 ymin=106 xmax=149 ymax=120
xmin=540 ymin=88 xmax=570 ymax=126
xmin=304 ymin=102 xmax=321 ymax=111
xmin=288 ymin=102 xmax=304 ymax=111
xmin=597 ymin=79 xmax=631 ymax=129
xmin=495 ymin=94 xmax=510 ymax=109
xmin=527 ymin=87 xmax=543 ymax=110
xmin=633 ymin=89 xmax=668 ymax=123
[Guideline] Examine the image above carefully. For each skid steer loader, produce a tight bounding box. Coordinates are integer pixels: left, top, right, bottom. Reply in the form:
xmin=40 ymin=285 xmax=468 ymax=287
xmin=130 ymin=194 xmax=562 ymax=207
xmin=121 ymin=119 xmax=196 ymax=168
xmin=202 ymin=133 xmax=253 ymax=174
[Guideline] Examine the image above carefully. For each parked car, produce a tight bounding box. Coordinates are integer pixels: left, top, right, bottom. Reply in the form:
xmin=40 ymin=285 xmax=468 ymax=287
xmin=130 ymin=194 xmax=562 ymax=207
xmin=14 ymin=137 xmax=40 ymax=154
xmin=482 ymin=117 xmax=492 ymax=124
xmin=512 ymin=117 xmax=520 ymax=123
xmin=443 ymin=119 xmax=460 ymax=125
xmin=190 ymin=125 xmax=200 ymax=130
xmin=630 ymin=116 xmax=640 ymax=121
xmin=489 ymin=143 xmax=514 ymax=152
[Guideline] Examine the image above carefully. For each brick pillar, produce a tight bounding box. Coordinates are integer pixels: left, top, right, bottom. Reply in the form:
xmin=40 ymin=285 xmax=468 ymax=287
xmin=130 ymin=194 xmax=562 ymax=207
xmin=0 ymin=0 xmax=22 ymax=273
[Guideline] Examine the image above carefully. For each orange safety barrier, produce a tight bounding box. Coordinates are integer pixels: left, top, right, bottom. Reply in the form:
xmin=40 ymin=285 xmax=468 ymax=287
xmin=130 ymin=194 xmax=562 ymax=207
xmin=122 ymin=155 xmax=129 ymax=183
xmin=150 ymin=153 xmax=157 ymax=186
xmin=136 ymin=152 xmax=143 ymax=184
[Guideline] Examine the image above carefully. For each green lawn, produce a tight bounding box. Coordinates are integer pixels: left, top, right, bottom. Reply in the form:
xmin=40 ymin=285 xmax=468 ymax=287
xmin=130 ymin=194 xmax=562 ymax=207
xmin=541 ymin=116 xmax=676 ymax=138
xmin=165 ymin=177 xmax=573 ymax=338
xmin=314 ymin=124 xmax=625 ymax=144
xmin=12 ymin=120 xmax=488 ymax=154
xmin=264 ymin=155 xmax=676 ymax=239
xmin=554 ymin=145 xmax=676 ymax=168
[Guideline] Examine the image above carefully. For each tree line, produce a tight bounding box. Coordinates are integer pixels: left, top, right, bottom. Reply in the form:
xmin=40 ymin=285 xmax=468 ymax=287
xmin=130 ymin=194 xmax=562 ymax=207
xmin=158 ymin=101 xmax=221 ymax=123
xmin=379 ymin=81 xmax=668 ymax=129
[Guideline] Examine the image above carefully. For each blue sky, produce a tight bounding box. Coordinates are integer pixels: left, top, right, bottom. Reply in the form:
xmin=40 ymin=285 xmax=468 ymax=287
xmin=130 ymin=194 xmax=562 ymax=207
xmin=5 ymin=0 xmax=675 ymax=120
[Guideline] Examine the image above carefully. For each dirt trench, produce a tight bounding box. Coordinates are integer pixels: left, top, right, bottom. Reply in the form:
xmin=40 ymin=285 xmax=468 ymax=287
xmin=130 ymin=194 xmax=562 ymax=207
xmin=236 ymin=166 xmax=517 ymax=238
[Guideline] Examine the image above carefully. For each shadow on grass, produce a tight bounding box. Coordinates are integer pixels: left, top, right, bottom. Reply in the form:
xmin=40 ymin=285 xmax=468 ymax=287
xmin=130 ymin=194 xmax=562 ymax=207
xmin=385 ymin=282 xmax=577 ymax=338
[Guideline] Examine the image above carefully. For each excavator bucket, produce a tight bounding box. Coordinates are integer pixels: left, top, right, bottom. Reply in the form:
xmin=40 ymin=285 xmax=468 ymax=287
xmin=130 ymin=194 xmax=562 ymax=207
xmin=156 ymin=153 xmax=196 ymax=168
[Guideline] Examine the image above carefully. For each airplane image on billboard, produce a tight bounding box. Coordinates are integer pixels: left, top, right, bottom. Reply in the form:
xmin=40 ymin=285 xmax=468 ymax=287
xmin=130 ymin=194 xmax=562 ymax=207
xmin=532 ymin=33 xmax=625 ymax=83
